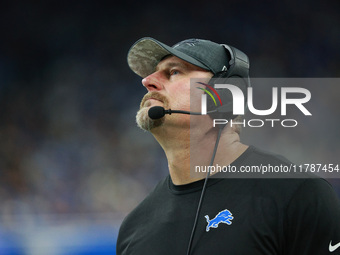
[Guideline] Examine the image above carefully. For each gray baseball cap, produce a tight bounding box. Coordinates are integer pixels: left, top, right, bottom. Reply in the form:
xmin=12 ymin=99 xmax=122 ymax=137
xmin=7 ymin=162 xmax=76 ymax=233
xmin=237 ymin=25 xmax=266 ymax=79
xmin=127 ymin=37 xmax=231 ymax=78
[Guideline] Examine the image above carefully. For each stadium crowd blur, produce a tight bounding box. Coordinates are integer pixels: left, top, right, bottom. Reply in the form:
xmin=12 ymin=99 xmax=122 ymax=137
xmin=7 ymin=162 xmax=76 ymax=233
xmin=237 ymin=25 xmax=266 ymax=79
xmin=0 ymin=0 xmax=339 ymax=252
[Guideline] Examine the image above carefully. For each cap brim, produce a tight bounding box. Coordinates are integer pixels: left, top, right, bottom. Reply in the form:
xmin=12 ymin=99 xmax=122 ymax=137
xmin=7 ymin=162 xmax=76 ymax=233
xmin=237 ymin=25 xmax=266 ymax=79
xmin=127 ymin=37 xmax=209 ymax=78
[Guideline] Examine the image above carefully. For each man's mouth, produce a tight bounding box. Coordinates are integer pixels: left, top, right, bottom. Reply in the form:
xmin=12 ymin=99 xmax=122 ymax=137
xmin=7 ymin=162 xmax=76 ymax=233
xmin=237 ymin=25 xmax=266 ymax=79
xmin=140 ymin=92 xmax=168 ymax=109
xmin=143 ymin=98 xmax=163 ymax=107
xmin=147 ymin=97 xmax=163 ymax=103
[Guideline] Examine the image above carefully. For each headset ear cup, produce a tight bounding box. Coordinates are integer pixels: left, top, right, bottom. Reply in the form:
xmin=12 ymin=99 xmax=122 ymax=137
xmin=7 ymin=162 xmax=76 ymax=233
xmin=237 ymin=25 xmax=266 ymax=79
xmin=204 ymin=44 xmax=250 ymax=121
xmin=206 ymin=75 xmax=248 ymax=120
xmin=205 ymin=71 xmax=229 ymax=116
xmin=206 ymin=87 xmax=233 ymax=120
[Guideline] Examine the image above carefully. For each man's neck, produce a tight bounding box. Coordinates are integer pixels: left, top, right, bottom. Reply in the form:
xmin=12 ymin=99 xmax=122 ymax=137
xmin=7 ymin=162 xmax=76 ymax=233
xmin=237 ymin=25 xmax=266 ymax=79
xmin=151 ymin=125 xmax=248 ymax=185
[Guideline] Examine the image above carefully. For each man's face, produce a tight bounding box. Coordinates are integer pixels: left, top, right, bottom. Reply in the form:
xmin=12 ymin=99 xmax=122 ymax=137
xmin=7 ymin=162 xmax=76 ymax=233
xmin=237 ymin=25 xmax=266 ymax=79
xmin=136 ymin=55 xmax=213 ymax=131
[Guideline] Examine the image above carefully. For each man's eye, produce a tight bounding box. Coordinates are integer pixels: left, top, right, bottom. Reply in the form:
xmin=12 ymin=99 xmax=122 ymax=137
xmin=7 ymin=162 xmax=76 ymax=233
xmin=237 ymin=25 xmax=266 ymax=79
xmin=170 ymin=69 xmax=179 ymax=76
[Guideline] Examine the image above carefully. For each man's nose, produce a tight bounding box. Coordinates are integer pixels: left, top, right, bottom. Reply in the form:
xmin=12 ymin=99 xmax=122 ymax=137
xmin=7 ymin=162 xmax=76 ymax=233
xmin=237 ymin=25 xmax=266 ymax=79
xmin=142 ymin=73 xmax=163 ymax=92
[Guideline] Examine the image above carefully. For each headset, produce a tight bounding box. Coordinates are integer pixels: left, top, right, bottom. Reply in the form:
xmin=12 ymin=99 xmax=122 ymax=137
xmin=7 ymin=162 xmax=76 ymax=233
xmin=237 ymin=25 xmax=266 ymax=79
xmin=204 ymin=44 xmax=251 ymax=120
xmin=147 ymin=43 xmax=251 ymax=255
xmin=186 ymin=44 xmax=250 ymax=255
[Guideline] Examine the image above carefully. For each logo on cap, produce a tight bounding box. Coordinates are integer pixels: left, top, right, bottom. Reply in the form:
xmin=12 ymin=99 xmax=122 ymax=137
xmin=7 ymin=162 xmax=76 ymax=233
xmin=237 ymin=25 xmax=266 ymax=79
xmin=173 ymin=39 xmax=201 ymax=48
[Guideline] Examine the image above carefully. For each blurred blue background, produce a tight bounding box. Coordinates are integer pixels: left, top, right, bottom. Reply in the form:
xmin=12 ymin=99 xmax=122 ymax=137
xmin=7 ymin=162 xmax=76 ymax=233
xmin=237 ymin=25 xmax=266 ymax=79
xmin=0 ymin=0 xmax=339 ymax=254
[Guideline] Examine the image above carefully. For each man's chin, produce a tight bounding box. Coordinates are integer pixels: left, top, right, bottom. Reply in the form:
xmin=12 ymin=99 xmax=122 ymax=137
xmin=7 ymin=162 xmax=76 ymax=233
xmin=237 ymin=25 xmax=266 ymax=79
xmin=136 ymin=107 xmax=164 ymax=131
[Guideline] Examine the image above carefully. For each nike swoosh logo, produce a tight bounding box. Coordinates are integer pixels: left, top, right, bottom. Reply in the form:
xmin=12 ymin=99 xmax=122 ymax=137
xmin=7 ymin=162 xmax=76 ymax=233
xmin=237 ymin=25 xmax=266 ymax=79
xmin=329 ymin=240 xmax=340 ymax=252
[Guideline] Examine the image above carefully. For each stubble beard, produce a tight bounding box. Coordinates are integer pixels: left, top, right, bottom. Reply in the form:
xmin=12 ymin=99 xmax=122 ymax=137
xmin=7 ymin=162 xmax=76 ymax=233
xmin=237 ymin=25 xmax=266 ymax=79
xmin=136 ymin=92 xmax=169 ymax=131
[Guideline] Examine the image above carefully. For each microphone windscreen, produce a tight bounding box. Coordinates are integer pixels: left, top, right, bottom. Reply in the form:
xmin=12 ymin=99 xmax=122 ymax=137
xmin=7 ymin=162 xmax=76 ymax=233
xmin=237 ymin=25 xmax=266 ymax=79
xmin=148 ymin=106 xmax=165 ymax=119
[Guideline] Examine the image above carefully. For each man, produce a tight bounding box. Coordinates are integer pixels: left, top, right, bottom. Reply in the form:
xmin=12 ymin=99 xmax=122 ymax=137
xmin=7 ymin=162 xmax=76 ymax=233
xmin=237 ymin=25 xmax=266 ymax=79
xmin=116 ymin=37 xmax=340 ymax=255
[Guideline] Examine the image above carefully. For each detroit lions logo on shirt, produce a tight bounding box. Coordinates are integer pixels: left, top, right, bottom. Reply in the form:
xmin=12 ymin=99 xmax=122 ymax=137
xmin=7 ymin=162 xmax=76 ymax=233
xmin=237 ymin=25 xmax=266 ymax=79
xmin=205 ymin=209 xmax=234 ymax=232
